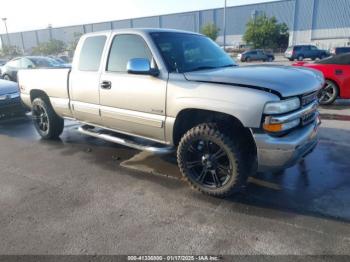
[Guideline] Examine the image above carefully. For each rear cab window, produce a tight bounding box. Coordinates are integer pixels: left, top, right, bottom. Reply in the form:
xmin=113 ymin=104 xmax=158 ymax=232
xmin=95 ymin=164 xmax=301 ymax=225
xmin=78 ymin=35 xmax=107 ymax=71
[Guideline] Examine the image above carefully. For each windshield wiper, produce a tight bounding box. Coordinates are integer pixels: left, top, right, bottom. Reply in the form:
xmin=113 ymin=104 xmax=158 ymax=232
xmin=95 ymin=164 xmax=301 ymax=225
xmin=189 ymin=66 xmax=218 ymax=72
xmin=218 ymin=64 xmax=237 ymax=68
xmin=189 ymin=64 xmax=237 ymax=72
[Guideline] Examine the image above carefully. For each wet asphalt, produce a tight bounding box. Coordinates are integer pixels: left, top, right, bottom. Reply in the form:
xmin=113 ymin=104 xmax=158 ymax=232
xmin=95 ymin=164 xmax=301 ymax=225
xmin=0 ymin=102 xmax=349 ymax=255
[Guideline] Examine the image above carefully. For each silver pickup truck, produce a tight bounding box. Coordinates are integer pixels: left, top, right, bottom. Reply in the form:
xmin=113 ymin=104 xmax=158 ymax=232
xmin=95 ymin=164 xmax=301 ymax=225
xmin=19 ymin=29 xmax=323 ymax=197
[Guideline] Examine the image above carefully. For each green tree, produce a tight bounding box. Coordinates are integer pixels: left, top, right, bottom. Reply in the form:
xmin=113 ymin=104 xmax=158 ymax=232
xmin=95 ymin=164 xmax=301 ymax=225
xmin=243 ymin=13 xmax=289 ymax=49
xmin=31 ymin=39 xmax=66 ymax=56
xmin=0 ymin=45 xmax=23 ymax=57
xmin=200 ymin=23 xmax=220 ymax=41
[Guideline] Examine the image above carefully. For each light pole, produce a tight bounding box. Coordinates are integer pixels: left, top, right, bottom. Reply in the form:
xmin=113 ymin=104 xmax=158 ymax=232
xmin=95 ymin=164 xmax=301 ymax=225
xmin=223 ymin=0 xmax=227 ymax=50
xmin=1 ymin=18 xmax=11 ymax=46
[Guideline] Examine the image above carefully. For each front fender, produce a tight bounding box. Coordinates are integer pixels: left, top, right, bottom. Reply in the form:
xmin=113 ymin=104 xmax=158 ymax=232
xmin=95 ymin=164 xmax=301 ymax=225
xmin=166 ymin=75 xmax=280 ymax=128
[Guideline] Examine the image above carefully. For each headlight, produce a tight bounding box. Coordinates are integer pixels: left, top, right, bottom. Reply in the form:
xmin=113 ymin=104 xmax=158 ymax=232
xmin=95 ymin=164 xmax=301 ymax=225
xmin=264 ymin=97 xmax=300 ymax=115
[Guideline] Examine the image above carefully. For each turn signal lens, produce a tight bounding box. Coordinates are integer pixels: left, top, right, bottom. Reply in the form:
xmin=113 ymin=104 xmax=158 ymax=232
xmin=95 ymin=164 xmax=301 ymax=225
xmin=263 ymin=118 xmax=301 ymax=133
xmin=263 ymin=123 xmax=283 ymax=132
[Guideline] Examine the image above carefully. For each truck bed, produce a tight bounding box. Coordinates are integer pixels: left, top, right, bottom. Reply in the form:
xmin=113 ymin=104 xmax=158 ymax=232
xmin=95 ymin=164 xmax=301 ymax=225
xmin=18 ymin=68 xmax=72 ymax=117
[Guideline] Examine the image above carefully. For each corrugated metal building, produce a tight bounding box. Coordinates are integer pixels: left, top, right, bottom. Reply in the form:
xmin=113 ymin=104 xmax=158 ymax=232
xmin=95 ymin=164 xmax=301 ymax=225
xmin=1 ymin=0 xmax=349 ymax=53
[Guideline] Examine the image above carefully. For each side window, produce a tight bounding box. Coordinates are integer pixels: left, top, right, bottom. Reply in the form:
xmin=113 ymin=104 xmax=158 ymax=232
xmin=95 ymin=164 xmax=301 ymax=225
xmin=107 ymin=34 xmax=152 ymax=72
xmin=78 ymin=35 xmax=107 ymax=71
xmin=310 ymin=46 xmax=318 ymax=50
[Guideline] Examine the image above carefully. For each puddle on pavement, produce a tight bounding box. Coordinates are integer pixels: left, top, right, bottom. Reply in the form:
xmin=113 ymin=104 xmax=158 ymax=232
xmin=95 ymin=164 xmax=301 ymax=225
xmin=121 ymin=151 xmax=181 ymax=180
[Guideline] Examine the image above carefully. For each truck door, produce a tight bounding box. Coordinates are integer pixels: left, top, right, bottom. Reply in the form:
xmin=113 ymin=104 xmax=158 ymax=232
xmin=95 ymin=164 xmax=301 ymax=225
xmin=99 ymin=33 xmax=167 ymax=142
xmin=69 ymin=34 xmax=108 ymax=124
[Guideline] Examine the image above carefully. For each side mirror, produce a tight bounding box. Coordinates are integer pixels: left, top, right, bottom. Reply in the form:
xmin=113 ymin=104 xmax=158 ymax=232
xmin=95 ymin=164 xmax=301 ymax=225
xmin=27 ymin=65 xmax=34 ymax=69
xmin=127 ymin=58 xmax=159 ymax=76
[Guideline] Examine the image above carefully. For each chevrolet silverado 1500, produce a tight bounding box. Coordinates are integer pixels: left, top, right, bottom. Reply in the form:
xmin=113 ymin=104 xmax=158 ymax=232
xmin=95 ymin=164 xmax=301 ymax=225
xmin=19 ymin=29 xmax=323 ymax=196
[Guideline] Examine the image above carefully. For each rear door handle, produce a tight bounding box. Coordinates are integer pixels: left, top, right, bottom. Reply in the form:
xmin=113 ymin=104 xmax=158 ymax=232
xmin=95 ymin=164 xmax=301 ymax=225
xmin=100 ymin=81 xmax=112 ymax=89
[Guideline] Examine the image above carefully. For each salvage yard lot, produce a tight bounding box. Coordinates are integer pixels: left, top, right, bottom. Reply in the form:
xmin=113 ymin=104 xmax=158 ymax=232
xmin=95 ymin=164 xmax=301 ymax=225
xmin=0 ymin=100 xmax=349 ymax=255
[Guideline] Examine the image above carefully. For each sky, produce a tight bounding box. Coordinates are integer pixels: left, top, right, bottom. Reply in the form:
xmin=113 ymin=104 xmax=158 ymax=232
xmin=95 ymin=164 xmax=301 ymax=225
xmin=0 ymin=0 xmax=278 ymax=34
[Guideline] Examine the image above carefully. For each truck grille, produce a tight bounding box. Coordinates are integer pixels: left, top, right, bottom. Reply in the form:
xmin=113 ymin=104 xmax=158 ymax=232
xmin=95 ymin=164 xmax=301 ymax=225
xmin=302 ymin=91 xmax=318 ymax=107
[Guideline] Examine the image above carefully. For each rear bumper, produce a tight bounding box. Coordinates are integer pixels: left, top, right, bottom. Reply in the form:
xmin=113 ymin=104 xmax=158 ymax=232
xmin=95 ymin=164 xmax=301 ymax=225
xmin=253 ymin=118 xmax=320 ymax=172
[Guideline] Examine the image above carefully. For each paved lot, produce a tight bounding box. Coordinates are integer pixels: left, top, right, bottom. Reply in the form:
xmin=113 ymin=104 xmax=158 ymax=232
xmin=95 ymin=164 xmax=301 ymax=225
xmin=0 ymin=101 xmax=350 ymax=255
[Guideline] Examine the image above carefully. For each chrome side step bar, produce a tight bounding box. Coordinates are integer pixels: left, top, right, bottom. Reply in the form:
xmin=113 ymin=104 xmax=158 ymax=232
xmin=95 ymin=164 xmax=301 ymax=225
xmin=78 ymin=126 xmax=175 ymax=155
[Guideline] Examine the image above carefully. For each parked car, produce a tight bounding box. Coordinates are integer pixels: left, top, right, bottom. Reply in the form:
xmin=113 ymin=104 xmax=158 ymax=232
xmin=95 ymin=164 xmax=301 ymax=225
xmin=0 ymin=79 xmax=24 ymax=119
xmin=1 ymin=56 xmax=64 ymax=82
xmin=237 ymin=50 xmax=275 ymax=62
xmin=330 ymin=47 xmax=350 ymax=56
xmin=293 ymin=53 xmax=350 ymax=105
xmin=19 ymin=29 xmax=323 ymax=197
xmin=285 ymin=45 xmax=329 ymax=61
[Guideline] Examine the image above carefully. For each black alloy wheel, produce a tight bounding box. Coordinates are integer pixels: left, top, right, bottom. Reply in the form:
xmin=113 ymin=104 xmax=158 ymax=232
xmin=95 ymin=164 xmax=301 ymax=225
xmin=177 ymin=124 xmax=246 ymax=197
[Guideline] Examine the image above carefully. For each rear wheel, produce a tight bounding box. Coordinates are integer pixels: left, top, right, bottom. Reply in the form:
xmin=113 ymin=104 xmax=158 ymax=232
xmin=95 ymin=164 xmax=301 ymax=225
xmin=318 ymin=80 xmax=339 ymax=105
xmin=177 ymin=123 xmax=247 ymax=197
xmin=32 ymin=97 xmax=64 ymax=139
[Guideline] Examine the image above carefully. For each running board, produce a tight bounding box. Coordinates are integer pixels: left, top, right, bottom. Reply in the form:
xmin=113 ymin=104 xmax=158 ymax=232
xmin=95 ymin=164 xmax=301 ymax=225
xmin=78 ymin=125 xmax=174 ymax=154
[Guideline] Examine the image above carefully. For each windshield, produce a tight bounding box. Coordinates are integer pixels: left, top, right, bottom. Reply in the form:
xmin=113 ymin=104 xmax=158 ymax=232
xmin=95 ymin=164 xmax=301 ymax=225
xmin=150 ymin=32 xmax=236 ymax=73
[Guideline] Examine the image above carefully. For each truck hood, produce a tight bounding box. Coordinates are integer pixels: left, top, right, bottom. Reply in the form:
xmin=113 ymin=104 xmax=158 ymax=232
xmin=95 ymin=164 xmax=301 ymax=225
xmin=0 ymin=79 xmax=19 ymax=95
xmin=184 ymin=65 xmax=324 ymax=97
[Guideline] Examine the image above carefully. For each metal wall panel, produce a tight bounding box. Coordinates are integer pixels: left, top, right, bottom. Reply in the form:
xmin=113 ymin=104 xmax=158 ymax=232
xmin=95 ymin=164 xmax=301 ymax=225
xmin=200 ymin=9 xmax=215 ymax=27
xmin=313 ymin=0 xmax=350 ymax=30
xmin=21 ymin=31 xmax=38 ymax=50
xmin=161 ymin=12 xmax=197 ymax=31
xmin=225 ymin=0 xmax=295 ymax=35
xmin=51 ymin=25 xmax=85 ymax=43
xmin=2 ymin=0 xmax=350 ymax=51
xmin=214 ymin=9 xmax=224 ymax=36
xmin=294 ymin=0 xmax=314 ymax=31
xmin=133 ymin=16 xmax=159 ymax=28
xmin=7 ymin=32 xmax=23 ymax=49
xmin=37 ymin=29 xmax=51 ymax=43
xmin=83 ymin=24 xmax=93 ymax=33
xmin=112 ymin=20 xmax=132 ymax=29
xmin=92 ymin=22 xmax=112 ymax=32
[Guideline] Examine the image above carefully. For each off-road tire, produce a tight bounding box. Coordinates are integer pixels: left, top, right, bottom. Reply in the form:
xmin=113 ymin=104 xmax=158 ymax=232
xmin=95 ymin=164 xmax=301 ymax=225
xmin=177 ymin=123 xmax=247 ymax=197
xmin=32 ymin=97 xmax=64 ymax=139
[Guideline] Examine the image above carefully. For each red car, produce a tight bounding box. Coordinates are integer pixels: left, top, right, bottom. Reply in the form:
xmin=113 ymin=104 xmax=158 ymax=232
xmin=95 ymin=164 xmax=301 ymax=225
xmin=293 ymin=54 xmax=350 ymax=105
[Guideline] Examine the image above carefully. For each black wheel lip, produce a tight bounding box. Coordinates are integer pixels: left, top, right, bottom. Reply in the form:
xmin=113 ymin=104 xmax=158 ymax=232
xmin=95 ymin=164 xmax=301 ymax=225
xmin=183 ymin=136 xmax=233 ymax=190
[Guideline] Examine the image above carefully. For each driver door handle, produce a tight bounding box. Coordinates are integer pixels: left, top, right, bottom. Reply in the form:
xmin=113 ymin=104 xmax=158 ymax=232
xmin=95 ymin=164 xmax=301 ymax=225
xmin=100 ymin=81 xmax=112 ymax=89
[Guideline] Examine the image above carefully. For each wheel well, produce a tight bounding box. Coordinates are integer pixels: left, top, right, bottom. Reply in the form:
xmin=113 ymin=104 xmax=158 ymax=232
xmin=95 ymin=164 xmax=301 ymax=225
xmin=173 ymin=108 xmax=256 ymax=156
xmin=30 ymin=89 xmax=50 ymax=103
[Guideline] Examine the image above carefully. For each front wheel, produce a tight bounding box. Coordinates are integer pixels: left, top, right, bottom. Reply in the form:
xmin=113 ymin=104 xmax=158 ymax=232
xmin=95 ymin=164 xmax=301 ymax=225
xmin=177 ymin=124 xmax=247 ymax=197
xmin=32 ymin=97 xmax=64 ymax=139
